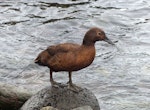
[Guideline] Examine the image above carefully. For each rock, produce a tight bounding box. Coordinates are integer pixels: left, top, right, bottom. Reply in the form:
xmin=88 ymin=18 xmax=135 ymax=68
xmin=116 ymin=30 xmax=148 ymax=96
xmin=40 ymin=106 xmax=93 ymax=110
xmin=20 ymin=84 xmax=100 ymax=110
xmin=72 ymin=106 xmax=93 ymax=110
xmin=0 ymin=82 xmax=33 ymax=110
xmin=40 ymin=106 xmax=58 ymax=110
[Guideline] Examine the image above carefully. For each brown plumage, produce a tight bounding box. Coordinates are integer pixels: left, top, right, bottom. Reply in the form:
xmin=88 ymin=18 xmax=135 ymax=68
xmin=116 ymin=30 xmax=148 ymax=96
xmin=35 ymin=27 xmax=114 ymax=92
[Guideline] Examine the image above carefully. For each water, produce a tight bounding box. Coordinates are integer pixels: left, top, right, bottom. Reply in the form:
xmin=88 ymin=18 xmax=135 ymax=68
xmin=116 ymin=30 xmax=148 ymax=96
xmin=0 ymin=0 xmax=150 ymax=110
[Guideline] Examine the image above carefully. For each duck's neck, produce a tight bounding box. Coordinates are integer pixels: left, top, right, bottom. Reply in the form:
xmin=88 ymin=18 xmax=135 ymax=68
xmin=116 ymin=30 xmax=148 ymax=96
xmin=82 ymin=39 xmax=95 ymax=46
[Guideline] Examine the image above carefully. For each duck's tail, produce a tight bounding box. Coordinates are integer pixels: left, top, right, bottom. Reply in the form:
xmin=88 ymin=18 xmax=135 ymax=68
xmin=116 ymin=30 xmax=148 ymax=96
xmin=34 ymin=55 xmax=43 ymax=66
xmin=34 ymin=56 xmax=40 ymax=63
xmin=34 ymin=50 xmax=49 ymax=66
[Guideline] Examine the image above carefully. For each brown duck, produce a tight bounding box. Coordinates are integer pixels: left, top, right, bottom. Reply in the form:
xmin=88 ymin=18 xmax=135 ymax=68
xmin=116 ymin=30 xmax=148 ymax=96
xmin=35 ymin=27 xmax=114 ymax=92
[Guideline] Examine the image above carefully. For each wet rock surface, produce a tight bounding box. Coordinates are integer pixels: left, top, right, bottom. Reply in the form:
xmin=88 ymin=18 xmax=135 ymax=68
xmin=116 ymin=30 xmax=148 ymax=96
xmin=20 ymin=85 xmax=100 ymax=110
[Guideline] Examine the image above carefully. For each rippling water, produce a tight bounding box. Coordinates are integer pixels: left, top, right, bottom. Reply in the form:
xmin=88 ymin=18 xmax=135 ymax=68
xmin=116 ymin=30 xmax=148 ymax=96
xmin=0 ymin=0 xmax=150 ymax=110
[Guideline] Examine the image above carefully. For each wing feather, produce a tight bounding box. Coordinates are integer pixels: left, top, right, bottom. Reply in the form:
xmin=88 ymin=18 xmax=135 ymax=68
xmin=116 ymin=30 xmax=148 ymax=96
xmin=46 ymin=43 xmax=80 ymax=56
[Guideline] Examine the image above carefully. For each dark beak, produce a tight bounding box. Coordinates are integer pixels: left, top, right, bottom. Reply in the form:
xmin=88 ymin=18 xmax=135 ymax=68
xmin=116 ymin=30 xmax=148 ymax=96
xmin=104 ymin=37 xmax=115 ymax=45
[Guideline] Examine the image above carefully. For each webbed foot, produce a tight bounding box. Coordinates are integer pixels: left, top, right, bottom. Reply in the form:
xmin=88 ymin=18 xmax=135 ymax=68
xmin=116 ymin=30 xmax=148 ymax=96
xmin=67 ymin=83 xmax=82 ymax=93
xmin=51 ymin=81 xmax=63 ymax=88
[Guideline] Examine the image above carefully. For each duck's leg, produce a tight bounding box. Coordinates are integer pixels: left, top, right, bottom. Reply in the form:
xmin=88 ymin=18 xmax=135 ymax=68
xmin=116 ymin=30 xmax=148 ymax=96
xmin=50 ymin=69 xmax=61 ymax=87
xmin=67 ymin=71 xmax=82 ymax=92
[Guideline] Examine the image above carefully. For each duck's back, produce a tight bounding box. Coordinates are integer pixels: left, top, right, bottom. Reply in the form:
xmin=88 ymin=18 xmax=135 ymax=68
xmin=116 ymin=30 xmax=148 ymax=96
xmin=47 ymin=43 xmax=80 ymax=56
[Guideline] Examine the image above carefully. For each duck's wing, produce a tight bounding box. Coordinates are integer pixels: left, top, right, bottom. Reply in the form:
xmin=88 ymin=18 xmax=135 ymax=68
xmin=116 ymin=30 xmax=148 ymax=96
xmin=46 ymin=43 xmax=80 ymax=56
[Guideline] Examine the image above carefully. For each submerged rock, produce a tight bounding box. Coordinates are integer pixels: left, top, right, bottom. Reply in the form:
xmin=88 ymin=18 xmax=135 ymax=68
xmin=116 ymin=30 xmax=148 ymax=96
xmin=20 ymin=84 xmax=100 ymax=110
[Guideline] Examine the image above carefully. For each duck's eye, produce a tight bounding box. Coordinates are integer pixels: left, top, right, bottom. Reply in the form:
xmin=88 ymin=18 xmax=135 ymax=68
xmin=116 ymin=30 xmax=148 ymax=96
xmin=98 ymin=32 xmax=102 ymax=35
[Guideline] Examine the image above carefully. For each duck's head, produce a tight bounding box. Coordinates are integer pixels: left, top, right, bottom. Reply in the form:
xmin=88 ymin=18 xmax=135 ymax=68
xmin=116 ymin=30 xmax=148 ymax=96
xmin=83 ymin=27 xmax=114 ymax=46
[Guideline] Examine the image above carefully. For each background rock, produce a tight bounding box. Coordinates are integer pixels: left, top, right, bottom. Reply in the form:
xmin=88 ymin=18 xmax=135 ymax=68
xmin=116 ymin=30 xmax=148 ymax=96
xmin=0 ymin=82 xmax=33 ymax=110
xmin=20 ymin=84 xmax=100 ymax=110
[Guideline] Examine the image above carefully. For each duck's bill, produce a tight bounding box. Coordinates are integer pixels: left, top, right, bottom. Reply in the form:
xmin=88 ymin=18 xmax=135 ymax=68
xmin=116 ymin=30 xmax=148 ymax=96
xmin=104 ymin=37 xmax=115 ymax=45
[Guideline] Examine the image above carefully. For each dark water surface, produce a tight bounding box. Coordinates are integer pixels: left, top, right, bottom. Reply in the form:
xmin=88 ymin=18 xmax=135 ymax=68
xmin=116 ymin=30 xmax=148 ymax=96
xmin=0 ymin=0 xmax=150 ymax=110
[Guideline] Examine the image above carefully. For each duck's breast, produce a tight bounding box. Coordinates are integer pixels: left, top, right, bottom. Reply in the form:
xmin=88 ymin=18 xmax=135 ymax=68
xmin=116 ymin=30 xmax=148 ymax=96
xmin=73 ymin=46 xmax=96 ymax=71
